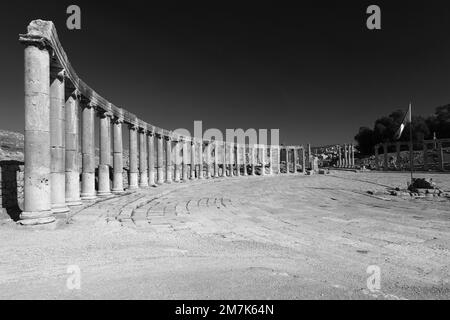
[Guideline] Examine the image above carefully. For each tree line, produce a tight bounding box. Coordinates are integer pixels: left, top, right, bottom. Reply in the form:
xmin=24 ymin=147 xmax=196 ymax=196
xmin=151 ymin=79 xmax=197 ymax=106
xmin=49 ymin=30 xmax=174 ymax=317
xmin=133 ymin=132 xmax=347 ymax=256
xmin=354 ymin=105 xmax=450 ymax=156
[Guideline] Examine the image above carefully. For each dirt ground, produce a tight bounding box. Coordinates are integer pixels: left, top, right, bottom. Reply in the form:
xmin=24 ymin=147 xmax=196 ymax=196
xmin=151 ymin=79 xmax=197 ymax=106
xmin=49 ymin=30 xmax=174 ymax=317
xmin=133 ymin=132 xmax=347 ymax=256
xmin=0 ymin=171 xmax=449 ymax=299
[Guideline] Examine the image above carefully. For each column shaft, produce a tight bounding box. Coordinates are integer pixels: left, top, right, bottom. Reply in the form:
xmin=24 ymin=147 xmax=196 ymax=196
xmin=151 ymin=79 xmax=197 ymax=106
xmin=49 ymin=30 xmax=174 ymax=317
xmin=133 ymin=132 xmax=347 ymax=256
xmin=20 ymin=42 xmax=54 ymax=224
xmin=80 ymin=103 xmax=97 ymax=200
xmin=260 ymin=145 xmax=266 ymax=176
xmin=190 ymin=141 xmax=196 ymax=179
xmin=165 ymin=137 xmax=173 ymax=183
xmin=65 ymin=92 xmax=82 ymax=205
xmin=98 ymin=111 xmax=112 ymax=196
xmin=138 ymin=129 xmax=149 ymax=187
xmin=128 ymin=125 xmax=139 ymax=189
xmin=198 ymin=142 xmax=204 ymax=179
xmin=50 ymin=68 xmax=69 ymax=212
xmin=112 ymin=117 xmax=124 ymax=193
xmin=173 ymin=140 xmax=180 ymax=182
xmin=182 ymin=140 xmax=189 ymax=181
xmin=156 ymin=135 xmax=164 ymax=184
xmin=147 ymin=132 xmax=156 ymax=186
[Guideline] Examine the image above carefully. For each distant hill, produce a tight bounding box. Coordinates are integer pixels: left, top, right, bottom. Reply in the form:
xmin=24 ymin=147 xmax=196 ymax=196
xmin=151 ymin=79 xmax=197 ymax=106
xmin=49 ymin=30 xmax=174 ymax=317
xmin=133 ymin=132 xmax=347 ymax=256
xmin=0 ymin=130 xmax=24 ymax=161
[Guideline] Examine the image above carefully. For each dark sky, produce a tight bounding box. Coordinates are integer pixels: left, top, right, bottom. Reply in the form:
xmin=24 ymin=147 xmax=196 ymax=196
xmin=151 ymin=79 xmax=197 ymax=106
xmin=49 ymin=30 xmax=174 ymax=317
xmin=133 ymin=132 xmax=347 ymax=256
xmin=1 ymin=1 xmax=450 ymax=146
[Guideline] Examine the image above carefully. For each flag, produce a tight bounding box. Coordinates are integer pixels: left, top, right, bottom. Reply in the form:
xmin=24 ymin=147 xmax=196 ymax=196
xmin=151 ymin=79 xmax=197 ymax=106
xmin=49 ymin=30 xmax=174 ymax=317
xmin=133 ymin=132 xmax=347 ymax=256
xmin=394 ymin=104 xmax=411 ymax=140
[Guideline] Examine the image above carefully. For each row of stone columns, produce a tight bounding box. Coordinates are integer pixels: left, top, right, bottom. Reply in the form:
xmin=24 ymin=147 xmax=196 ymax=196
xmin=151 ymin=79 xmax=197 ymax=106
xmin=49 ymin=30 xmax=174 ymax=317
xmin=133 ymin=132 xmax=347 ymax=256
xmin=283 ymin=146 xmax=305 ymax=174
xmin=337 ymin=144 xmax=355 ymax=168
xmin=19 ymin=33 xmax=309 ymax=226
xmin=374 ymin=141 xmax=446 ymax=171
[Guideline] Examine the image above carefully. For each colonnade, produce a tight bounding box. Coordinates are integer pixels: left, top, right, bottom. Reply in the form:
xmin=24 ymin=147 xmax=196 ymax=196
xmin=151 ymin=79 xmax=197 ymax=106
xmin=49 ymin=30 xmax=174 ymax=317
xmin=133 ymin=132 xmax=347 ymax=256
xmin=336 ymin=144 xmax=355 ymax=168
xmin=18 ymin=20 xmax=308 ymax=225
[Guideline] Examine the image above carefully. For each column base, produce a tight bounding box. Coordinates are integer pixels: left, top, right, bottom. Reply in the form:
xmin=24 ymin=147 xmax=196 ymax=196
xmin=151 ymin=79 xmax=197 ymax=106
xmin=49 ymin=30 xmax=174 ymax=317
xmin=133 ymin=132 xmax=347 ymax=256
xmin=81 ymin=193 xmax=97 ymax=200
xmin=139 ymin=183 xmax=149 ymax=188
xmin=97 ymin=191 xmax=113 ymax=197
xmin=66 ymin=199 xmax=83 ymax=206
xmin=112 ymin=189 xmax=125 ymax=194
xmin=20 ymin=210 xmax=55 ymax=225
xmin=128 ymin=185 xmax=139 ymax=190
xmin=51 ymin=204 xmax=70 ymax=214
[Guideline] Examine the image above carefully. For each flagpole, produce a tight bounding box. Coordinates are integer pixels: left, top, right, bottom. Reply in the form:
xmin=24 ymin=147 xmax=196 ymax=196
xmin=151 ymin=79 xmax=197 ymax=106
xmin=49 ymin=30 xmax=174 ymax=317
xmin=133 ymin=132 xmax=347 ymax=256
xmin=409 ymin=103 xmax=414 ymax=183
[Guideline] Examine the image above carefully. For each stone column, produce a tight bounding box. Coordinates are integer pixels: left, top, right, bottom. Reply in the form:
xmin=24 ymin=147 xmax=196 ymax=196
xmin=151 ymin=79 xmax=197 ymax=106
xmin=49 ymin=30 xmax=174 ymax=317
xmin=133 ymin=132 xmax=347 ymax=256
xmin=337 ymin=145 xmax=342 ymax=167
xmin=243 ymin=145 xmax=248 ymax=176
xmin=343 ymin=144 xmax=347 ymax=168
xmin=352 ymin=144 xmax=355 ymax=167
xmin=64 ymin=91 xmax=82 ymax=206
xmin=147 ymin=131 xmax=156 ymax=186
xmin=374 ymin=145 xmax=380 ymax=170
xmin=49 ymin=66 xmax=69 ymax=213
xmin=173 ymin=139 xmax=181 ymax=182
xmin=293 ymin=147 xmax=298 ymax=173
xmin=383 ymin=143 xmax=388 ymax=171
xmin=20 ymin=36 xmax=55 ymax=225
xmin=128 ymin=124 xmax=139 ymax=189
xmin=307 ymin=144 xmax=312 ymax=170
xmin=214 ymin=141 xmax=219 ymax=178
xmin=438 ymin=142 xmax=445 ymax=171
xmin=222 ymin=142 xmax=227 ymax=177
xmin=198 ymin=141 xmax=204 ymax=179
xmin=97 ymin=110 xmax=112 ymax=196
xmin=235 ymin=144 xmax=241 ymax=177
xmin=156 ymin=134 xmax=164 ymax=184
xmin=165 ymin=136 xmax=173 ymax=183
xmin=260 ymin=145 xmax=266 ymax=176
xmin=190 ymin=141 xmax=196 ymax=179
xmin=396 ymin=142 xmax=401 ymax=170
xmin=138 ymin=127 xmax=148 ymax=187
xmin=277 ymin=146 xmax=281 ymax=174
xmin=229 ymin=143 xmax=234 ymax=177
xmin=182 ymin=139 xmax=189 ymax=181
xmin=302 ymin=147 xmax=306 ymax=174
xmin=423 ymin=142 xmax=428 ymax=171
xmin=80 ymin=101 xmax=97 ymax=200
xmin=250 ymin=145 xmax=256 ymax=176
xmin=268 ymin=146 xmax=273 ymax=175
xmin=112 ymin=114 xmax=124 ymax=193
xmin=286 ymin=148 xmax=290 ymax=174
xmin=205 ymin=142 xmax=212 ymax=179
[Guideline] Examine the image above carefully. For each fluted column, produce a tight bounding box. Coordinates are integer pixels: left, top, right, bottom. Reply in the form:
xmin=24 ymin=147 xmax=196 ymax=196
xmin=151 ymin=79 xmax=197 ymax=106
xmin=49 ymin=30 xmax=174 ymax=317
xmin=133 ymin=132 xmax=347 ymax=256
xmin=97 ymin=110 xmax=112 ymax=196
xmin=285 ymin=148 xmax=290 ymax=174
xmin=128 ymin=124 xmax=139 ymax=189
xmin=147 ymin=131 xmax=156 ymax=186
xmin=112 ymin=114 xmax=124 ymax=193
xmin=190 ymin=141 xmax=196 ymax=179
xmin=80 ymin=102 xmax=97 ymax=200
xmin=182 ymin=139 xmax=189 ymax=181
xmin=20 ymin=37 xmax=54 ymax=225
xmin=214 ymin=141 xmax=219 ymax=178
xmin=156 ymin=133 xmax=164 ymax=184
xmin=173 ymin=139 xmax=181 ymax=182
xmin=307 ymin=144 xmax=312 ymax=170
xmin=165 ymin=136 xmax=173 ymax=183
xmin=198 ymin=141 xmax=204 ymax=179
xmin=277 ymin=146 xmax=281 ymax=174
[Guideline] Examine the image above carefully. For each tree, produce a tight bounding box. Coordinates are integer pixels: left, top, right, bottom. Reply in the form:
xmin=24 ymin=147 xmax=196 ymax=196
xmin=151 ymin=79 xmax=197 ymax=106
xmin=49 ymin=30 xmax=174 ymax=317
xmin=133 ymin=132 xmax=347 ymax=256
xmin=354 ymin=127 xmax=375 ymax=156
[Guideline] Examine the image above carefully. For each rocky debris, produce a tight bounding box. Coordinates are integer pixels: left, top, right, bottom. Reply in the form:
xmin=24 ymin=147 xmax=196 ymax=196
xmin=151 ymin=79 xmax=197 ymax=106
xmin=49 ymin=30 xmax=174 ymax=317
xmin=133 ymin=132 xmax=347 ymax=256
xmin=375 ymin=178 xmax=450 ymax=199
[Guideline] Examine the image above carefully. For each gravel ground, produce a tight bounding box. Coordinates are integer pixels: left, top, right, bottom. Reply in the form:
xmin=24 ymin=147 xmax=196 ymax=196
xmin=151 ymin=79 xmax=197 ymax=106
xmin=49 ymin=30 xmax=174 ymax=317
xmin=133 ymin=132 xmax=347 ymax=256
xmin=0 ymin=171 xmax=449 ymax=299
